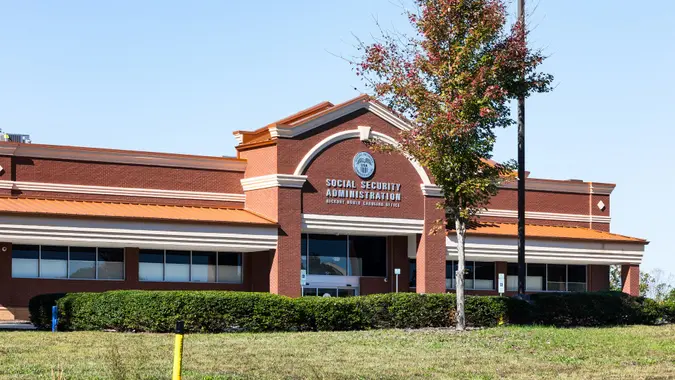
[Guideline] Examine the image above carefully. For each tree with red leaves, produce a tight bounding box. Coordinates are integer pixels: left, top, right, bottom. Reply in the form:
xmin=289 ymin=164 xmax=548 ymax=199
xmin=354 ymin=0 xmax=553 ymax=330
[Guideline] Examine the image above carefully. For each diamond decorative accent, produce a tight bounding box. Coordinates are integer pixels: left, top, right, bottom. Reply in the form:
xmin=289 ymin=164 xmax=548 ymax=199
xmin=597 ymin=200 xmax=606 ymax=211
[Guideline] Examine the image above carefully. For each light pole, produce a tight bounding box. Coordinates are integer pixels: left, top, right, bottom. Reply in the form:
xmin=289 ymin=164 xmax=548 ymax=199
xmin=517 ymin=0 xmax=527 ymax=296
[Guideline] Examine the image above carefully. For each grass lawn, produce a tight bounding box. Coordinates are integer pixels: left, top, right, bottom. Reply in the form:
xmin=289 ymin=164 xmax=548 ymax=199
xmin=0 ymin=325 xmax=674 ymax=379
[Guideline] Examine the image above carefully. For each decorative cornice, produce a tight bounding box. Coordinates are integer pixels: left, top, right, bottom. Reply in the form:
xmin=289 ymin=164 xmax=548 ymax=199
xmin=420 ymin=184 xmax=443 ymax=197
xmin=270 ymin=100 xmax=413 ymax=139
xmin=302 ymin=213 xmax=424 ymax=235
xmin=292 ymin=128 xmax=433 ymax=185
xmin=0 ymin=180 xmax=245 ymax=203
xmin=445 ymin=236 xmax=643 ymax=265
xmin=0 ymin=215 xmax=277 ymax=252
xmin=240 ymin=174 xmax=307 ymax=191
xmin=0 ymin=144 xmax=246 ymax=172
xmin=479 ymin=209 xmax=610 ymax=224
xmin=500 ymin=179 xmax=615 ymax=195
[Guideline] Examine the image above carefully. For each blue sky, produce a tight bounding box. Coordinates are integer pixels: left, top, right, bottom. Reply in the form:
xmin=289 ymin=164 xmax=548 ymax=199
xmin=1 ymin=1 xmax=673 ymax=275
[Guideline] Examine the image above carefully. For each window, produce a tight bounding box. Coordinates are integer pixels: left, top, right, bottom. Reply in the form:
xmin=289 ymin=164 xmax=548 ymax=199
xmin=139 ymin=249 xmax=164 ymax=281
xmin=445 ymin=261 xmax=454 ymax=289
xmin=69 ymin=247 xmax=96 ymax=279
xmin=474 ymin=262 xmax=495 ymax=290
xmin=11 ymin=245 xmax=39 ymax=278
xmin=11 ymin=245 xmax=124 ymax=280
xmin=567 ymin=265 xmax=587 ymax=292
xmin=218 ymin=252 xmax=242 ymax=283
xmin=547 ymin=264 xmax=566 ymax=291
xmin=301 ymin=235 xmax=308 ymax=271
xmin=165 ymin=250 xmax=190 ymax=282
xmin=409 ymin=259 xmax=417 ymax=288
xmin=507 ymin=263 xmax=519 ymax=291
xmin=445 ymin=261 xmax=494 ymax=290
xmin=526 ymin=264 xmax=546 ymax=291
xmin=98 ymin=248 xmax=125 ymax=280
xmin=307 ymin=235 xmax=348 ymax=276
xmin=302 ymin=234 xmax=388 ymax=278
xmin=40 ymin=246 xmax=68 ymax=278
xmin=506 ymin=263 xmax=587 ymax=292
xmin=191 ymin=251 xmax=216 ymax=283
xmin=348 ymin=236 xmax=386 ymax=277
xmin=139 ymin=250 xmax=242 ymax=283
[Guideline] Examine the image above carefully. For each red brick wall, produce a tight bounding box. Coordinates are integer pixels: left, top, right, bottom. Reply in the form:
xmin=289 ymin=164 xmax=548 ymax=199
xmin=621 ymin=264 xmax=640 ymax=296
xmin=239 ymin=145 xmax=278 ymax=178
xmin=270 ymin=187 xmax=303 ymax=297
xmin=301 ymin=138 xmax=425 ymax=219
xmin=13 ymin=157 xmax=244 ymax=193
xmin=588 ymin=265 xmax=610 ymax=292
xmin=277 ymin=110 xmax=405 ymax=174
xmin=488 ymin=189 xmax=590 ymax=215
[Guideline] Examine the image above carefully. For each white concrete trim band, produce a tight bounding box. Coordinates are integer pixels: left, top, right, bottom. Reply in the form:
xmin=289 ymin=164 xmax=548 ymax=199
xmin=0 ymin=216 xmax=277 ymax=252
xmin=500 ymin=179 xmax=614 ymax=195
xmin=0 ymin=180 xmax=246 ymax=203
xmin=479 ymin=209 xmax=611 ymax=224
xmin=292 ymin=128 xmax=432 ymax=185
xmin=444 ymin=236 xmax=643 ymax=265
xmin=302 ymin=213 xmax=424 ymax=235
xmin=241 ymin=174 xmax=308 ymax=191
xmin=420 ymin=184 xmax=443 ymax=197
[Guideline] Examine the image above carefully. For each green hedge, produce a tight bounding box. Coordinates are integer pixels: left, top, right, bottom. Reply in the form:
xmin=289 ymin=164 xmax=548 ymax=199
xmin=528 ymin=291 xmax=664 ymax=327
xmin=29 ymin=290 xmax=671 ymax=333
xmin=28 ymin=293 xmax=67 ymax=330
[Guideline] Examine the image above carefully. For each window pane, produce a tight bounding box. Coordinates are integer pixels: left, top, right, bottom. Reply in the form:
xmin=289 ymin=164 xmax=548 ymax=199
xmin=40 ymin=246 xmax=68 ymax=278
xmin=474 ymin=262 xmax=495 ymax=290
xmin=462 ymin=261 xmax=474 ymax=290
xmin=307 ymin=235 xmax=348 ymax=276
xmin=318 ymin=288 xmax=337 ymax=297
xmin=98 ymin=248 xmax=124 ymax=280
xmin=139 ymin=249 xmax=164 ymax=281
xmin=301 ymin=234 xmax=307 ymax=271
xmin=12 ymin=245 xmax=39 ymax=278
xmin=547 ymin=264 xmax=566 ymax=291
xmin=445 ymin=261 xmax=455 ymax=289
xmin=337 ymin=288 xmax=356 ymax=297
xmin=165 ymin=250 xmax=190 ymax=282
xmin=302 ymin=287 xmax=318 ymax=296
xmin=409 ymin=259 xmax=416 ymax=288
xmin=568 ymin=265 xmax=587 ymax=292
xmin=69 ymin=247 xmax=96 ymax=279
xmin=348 ymin=236 xmax=386 ymax=277
xmin=507 ymin=263 xmax=518 ymax=291
xmin=527 ymin=264 xmax=546 ymax=291
xmin=217 ymin=252 xmax=242 ymax=283
xmin=191 ymin=251 xmax=216 ymax=283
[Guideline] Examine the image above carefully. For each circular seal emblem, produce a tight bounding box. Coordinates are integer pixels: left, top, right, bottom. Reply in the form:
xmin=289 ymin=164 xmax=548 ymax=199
xmin=353 ymin=151 xmax=375 ymax=179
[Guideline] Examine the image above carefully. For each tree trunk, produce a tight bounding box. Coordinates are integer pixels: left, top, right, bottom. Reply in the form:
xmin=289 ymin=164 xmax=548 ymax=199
xmin=455 ymin=217 xmax=467 ymax=331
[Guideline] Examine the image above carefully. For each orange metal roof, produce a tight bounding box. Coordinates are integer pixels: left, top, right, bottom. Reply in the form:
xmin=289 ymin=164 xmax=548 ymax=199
xmin=0 ymin=197 xmax=276 ymax=226
xmin=466 ymin=223 xmax=647 ymax=244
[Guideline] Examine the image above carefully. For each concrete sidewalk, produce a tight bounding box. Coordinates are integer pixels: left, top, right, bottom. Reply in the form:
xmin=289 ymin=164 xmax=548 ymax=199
xmin=0 ymin=321 xmax=36 ymax=330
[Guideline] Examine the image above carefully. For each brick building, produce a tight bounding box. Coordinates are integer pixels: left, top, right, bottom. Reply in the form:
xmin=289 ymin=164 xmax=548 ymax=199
xmin=0 ymin=95 xmax=646 ymax=320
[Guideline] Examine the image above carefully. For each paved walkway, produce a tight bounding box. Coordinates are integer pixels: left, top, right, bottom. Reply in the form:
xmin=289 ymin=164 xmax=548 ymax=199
xmin=0 ymin=321 xmax=36 ymax=330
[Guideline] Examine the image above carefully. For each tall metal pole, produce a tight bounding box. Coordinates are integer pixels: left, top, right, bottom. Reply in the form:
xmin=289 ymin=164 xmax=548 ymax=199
xmin=517 ymin=0 xmax=527 ymax=295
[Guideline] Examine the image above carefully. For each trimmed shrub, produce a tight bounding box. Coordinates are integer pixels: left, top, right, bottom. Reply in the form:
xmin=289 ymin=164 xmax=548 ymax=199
xmin=27 ymin=290 xmax=672 ymax=333
xmin=28 ymin=293 xmax=67 ymax=330
xmin=528 ymin=291 xmax=662 ymax=327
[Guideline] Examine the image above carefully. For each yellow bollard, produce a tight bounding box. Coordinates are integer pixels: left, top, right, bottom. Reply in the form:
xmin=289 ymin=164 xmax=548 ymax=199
xmin=172 ymin=321 xmax=185 ymax=380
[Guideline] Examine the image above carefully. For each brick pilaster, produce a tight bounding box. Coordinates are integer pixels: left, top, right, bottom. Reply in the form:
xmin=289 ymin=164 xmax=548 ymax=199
xmin=621 ymin=264 xmax=640 ymax=296
xmin=416 ymin=196 xmax=446 ymax=294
